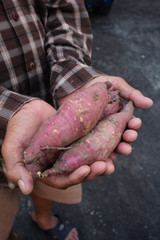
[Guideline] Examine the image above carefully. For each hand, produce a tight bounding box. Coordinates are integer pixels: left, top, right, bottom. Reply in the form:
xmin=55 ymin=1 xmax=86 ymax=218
xmin=82 ymin=75 xmax=153 ymax=109
xmin=56 ymin=74 xmax=153 ymax=182
xmin=39 ymin=116 xmax=142 ymax=188
xmin=39 ymin=153 xmax=116 ymax=189
xmin=1 ymin=100 xmax=56 ymax=195
xmin=84 ymin=75 xmax=153 ymax=180
xmin=78 ymin=75 xmax=153 ymax=155
xmin=2 ymin=99 xmax=113 ymax=193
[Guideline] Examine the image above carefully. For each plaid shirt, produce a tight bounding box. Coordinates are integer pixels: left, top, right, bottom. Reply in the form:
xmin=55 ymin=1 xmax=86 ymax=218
xmin=0 ymin=0 xmax=100 ymax=189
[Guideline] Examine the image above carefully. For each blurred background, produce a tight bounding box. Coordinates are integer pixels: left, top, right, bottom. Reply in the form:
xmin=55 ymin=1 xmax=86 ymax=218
xmin=14 ymin=0 xmax=160 ymax=239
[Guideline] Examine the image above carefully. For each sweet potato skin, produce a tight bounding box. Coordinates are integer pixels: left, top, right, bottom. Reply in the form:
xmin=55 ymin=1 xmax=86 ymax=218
xmin=25 ymin=89 xmax=122 ymax=179
xmin=24 ymin=83 xmax=110 ymax=170
xmin=102 ymin=90 xmax=123 ymax=118
xmin=39 ymin=101 xmax=134 ymax=177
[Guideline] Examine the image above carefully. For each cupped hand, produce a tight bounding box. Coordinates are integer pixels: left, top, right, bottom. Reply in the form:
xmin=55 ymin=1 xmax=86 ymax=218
xmin=1 ymin=100 xmax=56 ymax=195
xmin=1 ymin=99 xmax=116 ymax=193
xmin=58 ymin=74 xmax=153 ymax=181
xmin=80 ymin=75 xmax=153 ymax=156
xmin=40 ymin=117 xmax=142 ymax=189
xmin=83 ymin=115 xmax=143 ymax=181
xmin=2 ymin=75 xmax=153 ymax=193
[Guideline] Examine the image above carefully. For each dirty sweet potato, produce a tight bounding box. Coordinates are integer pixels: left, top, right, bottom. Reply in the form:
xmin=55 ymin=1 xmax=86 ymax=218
xmin=24 ymin=83 xmax=109 ymax=164
xmin=25 ymin=89 xmax=122 ymax=179
xmin=102 ymin=90 xmax=123 ymax=118
xmin=38 ymin=101 xmax=134 ymax=178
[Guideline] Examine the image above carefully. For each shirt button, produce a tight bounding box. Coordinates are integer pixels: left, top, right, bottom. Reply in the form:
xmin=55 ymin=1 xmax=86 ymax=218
xmin=12 ymin=12 xmax=19 ymax=21
xmin=30 ymin=62 xmax=36 ymax=70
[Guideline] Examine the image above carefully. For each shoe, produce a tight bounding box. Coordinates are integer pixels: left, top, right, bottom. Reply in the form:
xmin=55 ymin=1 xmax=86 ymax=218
xmin=32 ymin=214 xmax=78 ymax=240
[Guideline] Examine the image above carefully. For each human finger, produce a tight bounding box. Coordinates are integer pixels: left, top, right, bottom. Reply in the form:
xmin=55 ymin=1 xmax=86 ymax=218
xmin=115 ymin=142 xmax=132 ymax=155
xmin=128 ymin=117 xmax=142 ymax=130
xmin=112 ymin=77 xmax=153 ymax=109
xmin=1 ymin=142 xmax=33 ymax=195
xmin=122 ymin=129 xmax=138 ymax=143
xmin=92 ymin=75 xmax=153 ymax=109
xmin=109 ymin=152 xmax=117 ymax=161
xmin=39 ymin=165 xmax=91 ymax=189
xmin=84 ymin=160 xmax=115 ymax=181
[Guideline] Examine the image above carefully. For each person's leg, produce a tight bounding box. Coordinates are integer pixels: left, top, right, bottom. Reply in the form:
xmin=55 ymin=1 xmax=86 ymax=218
xmin=31 ymin=186 xmax=81 ymax=240
xmin=30 ymin=191 xmax=58 ymax=229
xmin=30 ymin=192 xmax=79 ymax=240
xmin=0 ymin=188 xmax=22 ymax=240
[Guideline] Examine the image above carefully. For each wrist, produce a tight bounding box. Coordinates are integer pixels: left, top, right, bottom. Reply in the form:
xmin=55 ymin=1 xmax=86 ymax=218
xmin=58 ymin=75 xmax=112 ymax=106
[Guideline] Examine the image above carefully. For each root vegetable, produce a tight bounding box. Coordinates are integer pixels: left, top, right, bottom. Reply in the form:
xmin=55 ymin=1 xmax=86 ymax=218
xmin=102 ymin=90 xmax=123 ymax=118
xmin=24 ymin=82 xmax=110 ymax=165
xmin=24 ymin=86 xmax=122 ymax=179
xmin=38 ymin=101 xmax=134 ymax=178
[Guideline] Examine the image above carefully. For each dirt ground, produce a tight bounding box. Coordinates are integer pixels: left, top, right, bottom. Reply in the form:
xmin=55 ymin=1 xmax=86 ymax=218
xmin=14 ymin=0 xmax=160 ymax=239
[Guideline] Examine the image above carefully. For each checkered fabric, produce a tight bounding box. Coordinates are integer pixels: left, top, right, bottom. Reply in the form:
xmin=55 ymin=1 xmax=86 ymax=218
xmin=0 ymin=0 xmax=100 ymax=188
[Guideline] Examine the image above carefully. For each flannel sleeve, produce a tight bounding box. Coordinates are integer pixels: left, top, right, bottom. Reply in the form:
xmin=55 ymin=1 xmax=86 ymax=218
xmin=0 ymin=87 xmax=36 ymax=140
xmin=45 ymin=0 xmax=101 ymax=99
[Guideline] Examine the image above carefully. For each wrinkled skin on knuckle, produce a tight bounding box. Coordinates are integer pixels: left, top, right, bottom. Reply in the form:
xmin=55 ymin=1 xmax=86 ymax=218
xmin=129 ymin=89 xmax=142 ymax=101
xmin=135 ymin=89 xmax=142 ymax=95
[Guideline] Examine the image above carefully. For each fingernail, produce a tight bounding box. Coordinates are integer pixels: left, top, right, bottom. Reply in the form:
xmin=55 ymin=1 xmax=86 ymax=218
xmin=18 ymin=180 xmax=27 ymax=194
xmin=144 ymin=97 xmax=154 ymax=108
xmin=105 ymin=81 xmax=112 ymax=89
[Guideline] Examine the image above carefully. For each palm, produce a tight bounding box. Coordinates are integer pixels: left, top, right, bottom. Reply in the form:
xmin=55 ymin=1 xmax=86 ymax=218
xmin=14 ymin=100 xmax=56 ymax=149
xmin=2 ymin=100 xmax=56 ymax=194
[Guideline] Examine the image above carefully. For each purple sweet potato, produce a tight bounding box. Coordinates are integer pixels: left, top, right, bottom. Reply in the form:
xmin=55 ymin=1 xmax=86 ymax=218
xmin=38 ymin=101 xmax=134 ymax=178
xmin=102 ymin=90 xmax=123 ymax=118
xmin=24 ymin=82 xmax=110 ymax=165
xmin=24 ymin=87 xmax=122 ymax=179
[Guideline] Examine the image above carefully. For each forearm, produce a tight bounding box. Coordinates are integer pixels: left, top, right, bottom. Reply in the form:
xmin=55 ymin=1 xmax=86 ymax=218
xmin=46 ymin=0 xmax=101 ymax=100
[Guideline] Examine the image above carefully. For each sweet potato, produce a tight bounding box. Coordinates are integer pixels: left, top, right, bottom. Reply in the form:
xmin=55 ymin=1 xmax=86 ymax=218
xmin=24 ymin=88 xmax=122 ymax=179
xmin=102 ymin=90 xmax=123 ymax=118
xmin=38 ymin=101 xmax=134 ymax=178
xmin=24 ymin=82 xmax=110 ymax=165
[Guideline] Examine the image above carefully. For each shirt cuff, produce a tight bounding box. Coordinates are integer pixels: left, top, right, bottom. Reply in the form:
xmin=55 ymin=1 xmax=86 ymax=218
xmin=0 ymin=87 xmax=37 ymax=138
xmin=50 ymin=60 xmax=102 ymax=99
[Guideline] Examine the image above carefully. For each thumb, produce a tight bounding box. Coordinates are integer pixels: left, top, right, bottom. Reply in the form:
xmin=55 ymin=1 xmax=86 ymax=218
xmin=2 ymin=142 xmax=33 ymax=195
xmin=111 ymin=77 xmax=153 ymax=109
xmin=125 ymin=87 xmax=153 ymax=109
xmin=92 ymin=75 xmax=153 ymax=109
xmin=10 ymin=165 xmax=33 ymax=195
